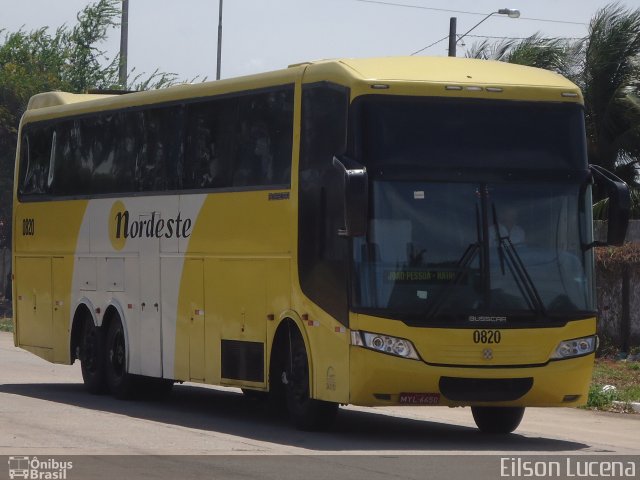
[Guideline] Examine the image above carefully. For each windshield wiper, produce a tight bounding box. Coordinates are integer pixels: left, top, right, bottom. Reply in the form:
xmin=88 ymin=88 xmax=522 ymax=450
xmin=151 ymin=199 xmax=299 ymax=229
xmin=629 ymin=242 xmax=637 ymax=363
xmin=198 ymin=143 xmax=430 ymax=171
xmin=492 ymin=204 xmax=546 ymax=316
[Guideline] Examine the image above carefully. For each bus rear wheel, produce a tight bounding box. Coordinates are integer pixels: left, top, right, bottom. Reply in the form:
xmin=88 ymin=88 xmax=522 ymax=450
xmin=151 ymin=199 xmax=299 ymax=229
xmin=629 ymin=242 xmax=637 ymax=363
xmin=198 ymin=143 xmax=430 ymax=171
xmin=471 ymin=406 xmax=525 ymax=434
xmin=105 ymin=317 xmax=136 ymax=399
xmin=80 ymin=317 xmax=107 ymax=394
xmin=285 ymin=328 xmax=338 ymax=431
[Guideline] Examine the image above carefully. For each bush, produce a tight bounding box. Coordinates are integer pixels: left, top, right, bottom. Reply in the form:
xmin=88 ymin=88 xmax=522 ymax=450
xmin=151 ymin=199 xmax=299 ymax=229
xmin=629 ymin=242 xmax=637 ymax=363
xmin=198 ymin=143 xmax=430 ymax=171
xmin=586 ymin=384 xmax=618 ymax=409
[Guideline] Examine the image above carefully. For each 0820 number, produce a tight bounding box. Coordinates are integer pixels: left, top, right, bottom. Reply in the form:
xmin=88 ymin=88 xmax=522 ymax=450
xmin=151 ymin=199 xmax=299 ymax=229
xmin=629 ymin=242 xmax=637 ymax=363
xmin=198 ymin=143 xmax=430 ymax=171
xmin=473 ymin=330 xmax=501 ymax=344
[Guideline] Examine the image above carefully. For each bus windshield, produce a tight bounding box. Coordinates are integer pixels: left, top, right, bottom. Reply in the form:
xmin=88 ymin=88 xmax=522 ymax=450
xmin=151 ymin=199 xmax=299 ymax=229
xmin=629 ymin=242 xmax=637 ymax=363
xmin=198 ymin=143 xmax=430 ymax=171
xmin=352 ymin=181 xmax=595 ymax=324
xmin=351 ymin=97 xmax=594 ymax=325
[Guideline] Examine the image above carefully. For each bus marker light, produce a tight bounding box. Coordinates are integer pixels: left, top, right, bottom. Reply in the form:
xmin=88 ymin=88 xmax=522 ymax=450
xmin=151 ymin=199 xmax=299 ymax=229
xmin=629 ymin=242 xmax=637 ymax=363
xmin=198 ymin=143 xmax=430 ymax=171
xmin=95 ymin=308 xmax=101 ymax=314
xmin=267 ymin=314 xmax=275 ymax=321
xmin=128 ymin=304 xmax=133 ymax=309
xmin=465 ymin=86 xmax=483 ymax=92
xmin=335 ymin=326 xmax=346 ymax=333
xmin=302 ymin=313 xmax=309 ymax=321
xmin=486 ymin=87 xmax=503 ymax=93
xmin=307 ymin=320 xmax=319 ymax=327
xmin=445 ymin=85 xmax=463 ymax=91
xmin=562 ymin=92 xmax=579 ymax=98
xmin=370 ymin=84 xmax=390 ymax=90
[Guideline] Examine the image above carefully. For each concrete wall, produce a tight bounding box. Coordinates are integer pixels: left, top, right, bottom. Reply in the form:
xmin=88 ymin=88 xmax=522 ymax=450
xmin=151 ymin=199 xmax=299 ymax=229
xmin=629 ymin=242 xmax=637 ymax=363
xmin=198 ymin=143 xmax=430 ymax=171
xmin=596 ymin=264 xmax=640 ymax=349
xmin=594 ymin=219 xmax=640 ymax=243
xmin=595 ymin=220 xmax=640 ymax=350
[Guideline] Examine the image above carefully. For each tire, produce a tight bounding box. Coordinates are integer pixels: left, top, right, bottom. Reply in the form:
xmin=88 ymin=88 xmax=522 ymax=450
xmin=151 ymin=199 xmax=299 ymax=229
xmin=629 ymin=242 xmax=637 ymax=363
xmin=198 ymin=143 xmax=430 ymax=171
xmin=285 ymin=328 xmax=338 ymax=431
xmin=471 ymin=406 xmax=525 ymax=434
xmin=105 ymin=317 xmax=136 ymax=399
xmin=267 ymin=340 xmax=288 ymax=416
xmin=80 ymin=317 xmax=107 ymax=394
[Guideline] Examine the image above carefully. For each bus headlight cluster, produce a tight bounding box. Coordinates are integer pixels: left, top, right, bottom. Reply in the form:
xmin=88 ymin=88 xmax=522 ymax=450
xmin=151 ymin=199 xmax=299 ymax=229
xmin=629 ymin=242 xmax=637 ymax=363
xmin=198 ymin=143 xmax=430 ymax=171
xmin=351 ymin=331 xmax=420 ymax=360
xmin=550 ymin=335 xmax=598 ymax=360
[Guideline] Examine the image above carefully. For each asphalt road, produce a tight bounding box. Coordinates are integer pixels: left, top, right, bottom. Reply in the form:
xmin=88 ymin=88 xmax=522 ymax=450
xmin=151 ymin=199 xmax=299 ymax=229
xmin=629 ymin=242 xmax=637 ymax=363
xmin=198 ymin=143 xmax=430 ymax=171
xmin=1 ymin=331 xmax=638 ymax=479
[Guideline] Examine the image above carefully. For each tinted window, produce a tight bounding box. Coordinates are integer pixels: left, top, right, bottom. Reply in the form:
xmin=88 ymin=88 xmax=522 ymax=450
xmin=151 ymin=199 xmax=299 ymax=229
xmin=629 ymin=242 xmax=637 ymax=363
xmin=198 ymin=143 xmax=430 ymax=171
xmin=358 ymin=96 xmax=587 ymax=171
xmin=20 ymin=125 xmax=53 ymax=196
xmin=137 ymin=107 xmax=184 ymax=192
xmin=18 ymin=85 xmax=294 ymax=199
xmin=298 ymin=82 xmax=350 ymax=325
xmin=184 ymin=97 xmax=237 ymax=189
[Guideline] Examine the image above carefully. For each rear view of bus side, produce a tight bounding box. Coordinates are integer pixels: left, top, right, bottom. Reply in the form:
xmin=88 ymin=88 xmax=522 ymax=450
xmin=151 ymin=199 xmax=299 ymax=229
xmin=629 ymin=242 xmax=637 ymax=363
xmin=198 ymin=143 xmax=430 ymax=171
xmin=12 ymin=57 xmax=629 ymax=433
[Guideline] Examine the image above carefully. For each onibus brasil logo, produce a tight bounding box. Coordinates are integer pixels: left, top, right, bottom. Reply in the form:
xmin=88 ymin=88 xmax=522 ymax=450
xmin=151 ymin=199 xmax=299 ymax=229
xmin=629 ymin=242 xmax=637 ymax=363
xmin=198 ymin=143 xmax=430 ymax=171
xmin=8 ymin=456 xmax=73 ymax=479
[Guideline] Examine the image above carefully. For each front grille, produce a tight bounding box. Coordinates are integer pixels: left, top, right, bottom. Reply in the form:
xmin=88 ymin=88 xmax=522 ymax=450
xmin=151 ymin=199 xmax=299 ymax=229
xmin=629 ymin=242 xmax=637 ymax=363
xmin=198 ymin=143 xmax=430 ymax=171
xmin=439 ymin=376 xmax=533 ymax=401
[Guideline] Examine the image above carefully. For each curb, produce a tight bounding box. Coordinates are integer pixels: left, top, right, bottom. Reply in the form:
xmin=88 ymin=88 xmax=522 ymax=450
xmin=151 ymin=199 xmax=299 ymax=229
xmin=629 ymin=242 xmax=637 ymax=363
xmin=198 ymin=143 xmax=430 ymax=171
xmin=612 ymin=401 xmax=640 ymax=413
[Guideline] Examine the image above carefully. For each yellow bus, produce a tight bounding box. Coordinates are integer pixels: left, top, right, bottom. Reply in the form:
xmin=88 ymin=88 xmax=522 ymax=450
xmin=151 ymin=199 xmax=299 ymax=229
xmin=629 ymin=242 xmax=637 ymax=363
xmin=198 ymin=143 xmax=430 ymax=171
xmin=12 ymin=57 xmax=630 ymax=433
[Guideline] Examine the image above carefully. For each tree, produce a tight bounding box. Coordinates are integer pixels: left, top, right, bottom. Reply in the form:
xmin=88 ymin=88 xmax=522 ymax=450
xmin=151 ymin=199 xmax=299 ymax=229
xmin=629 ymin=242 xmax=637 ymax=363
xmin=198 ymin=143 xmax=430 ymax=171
xmin=0 ymin=0 xmax=177 ymax=245
xmin=465 ymin=34 xmax=574 ymax=76
xmin=465 ymin=3 xmax=640 ymax=199
xmin=580 ymin=3 xmax=640 ymax=189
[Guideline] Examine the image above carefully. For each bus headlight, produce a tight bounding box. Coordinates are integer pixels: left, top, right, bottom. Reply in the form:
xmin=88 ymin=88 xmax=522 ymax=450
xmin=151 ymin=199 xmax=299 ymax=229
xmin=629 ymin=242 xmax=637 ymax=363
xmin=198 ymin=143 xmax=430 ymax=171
xmin=550 ymin=335 xmax=598 ymax=360
xmin=351 ymin=330 xmax=420 ymax=360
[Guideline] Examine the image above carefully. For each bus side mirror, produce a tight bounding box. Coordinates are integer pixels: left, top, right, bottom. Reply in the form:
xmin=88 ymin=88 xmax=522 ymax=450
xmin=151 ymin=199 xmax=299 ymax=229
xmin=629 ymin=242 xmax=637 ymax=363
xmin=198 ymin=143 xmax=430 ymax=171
xmin=333 ymin=156 xmax=368 ymax=237
xmin=590 ymin=164 xmax=630 ymax=246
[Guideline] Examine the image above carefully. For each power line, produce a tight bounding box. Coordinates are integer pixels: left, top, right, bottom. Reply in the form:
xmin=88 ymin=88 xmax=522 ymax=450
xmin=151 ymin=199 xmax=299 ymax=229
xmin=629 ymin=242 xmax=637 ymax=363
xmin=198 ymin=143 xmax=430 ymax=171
xmin=410 ymin=34 xmax=449 ymax=55
xmin=411 ymin=34 xmax=584 ymax=55
xmin=463 ymin=34 xmax=584 ymax=41
xmin=355 ymin=0 xmax=588 ymax=26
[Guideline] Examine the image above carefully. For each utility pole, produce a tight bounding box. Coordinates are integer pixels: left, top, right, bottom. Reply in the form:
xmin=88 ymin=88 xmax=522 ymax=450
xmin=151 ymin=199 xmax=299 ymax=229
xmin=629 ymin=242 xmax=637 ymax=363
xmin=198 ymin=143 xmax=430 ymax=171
xmin=119 ymin=0 xmax=129 ymax=88
xmin=448 ymin=17 xmax=457 ymax=57
xmin=216 ymin=0 xmax=223 ymax=80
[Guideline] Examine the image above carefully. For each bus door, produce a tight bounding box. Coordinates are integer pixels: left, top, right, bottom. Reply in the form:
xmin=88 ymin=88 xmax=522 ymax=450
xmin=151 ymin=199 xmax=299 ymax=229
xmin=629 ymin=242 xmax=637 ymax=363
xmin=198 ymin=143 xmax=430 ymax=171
xmin=138 ymin=213 xmax=162 ymax=377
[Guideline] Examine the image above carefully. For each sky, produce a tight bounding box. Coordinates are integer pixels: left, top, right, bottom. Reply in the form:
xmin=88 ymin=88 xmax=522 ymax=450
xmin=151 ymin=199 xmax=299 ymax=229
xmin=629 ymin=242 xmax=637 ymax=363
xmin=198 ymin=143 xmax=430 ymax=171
xmin=1 ymin=0 xmax=636 ymax=83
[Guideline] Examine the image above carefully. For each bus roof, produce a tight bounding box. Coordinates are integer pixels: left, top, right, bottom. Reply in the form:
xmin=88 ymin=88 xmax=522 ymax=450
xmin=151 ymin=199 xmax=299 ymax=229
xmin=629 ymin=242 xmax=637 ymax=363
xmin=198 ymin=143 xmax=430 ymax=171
xmin=312 ymin=57 xmax=576 ymax=89
xmin=23 ymin=57 xmax=580 ymax=117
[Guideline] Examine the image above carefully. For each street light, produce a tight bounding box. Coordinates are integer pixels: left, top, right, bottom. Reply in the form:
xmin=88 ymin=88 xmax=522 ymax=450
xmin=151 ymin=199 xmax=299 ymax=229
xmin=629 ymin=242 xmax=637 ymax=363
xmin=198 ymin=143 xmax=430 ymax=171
xmin=448 ymin=8 xmax=520 ymax=57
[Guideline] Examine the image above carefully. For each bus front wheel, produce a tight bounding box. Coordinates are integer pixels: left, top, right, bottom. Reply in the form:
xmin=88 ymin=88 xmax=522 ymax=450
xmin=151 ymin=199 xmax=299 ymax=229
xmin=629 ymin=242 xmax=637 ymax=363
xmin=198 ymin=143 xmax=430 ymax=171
xmin=285 ymin=328 xmax=338 ymax=431
xmin=80 ymin=317 xmax=107 ymax=394
xmin=471 ymin=406 xmax=525 ymax=434
xmin=105 ymin=317 xmax=136 ymax=399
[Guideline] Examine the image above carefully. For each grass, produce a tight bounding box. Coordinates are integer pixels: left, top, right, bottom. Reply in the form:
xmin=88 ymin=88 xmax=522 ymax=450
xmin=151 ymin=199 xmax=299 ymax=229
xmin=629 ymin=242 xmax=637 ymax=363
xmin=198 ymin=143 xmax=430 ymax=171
xmin=586 ymin=358 xmax=640 ymax=412
xmin=0 ymin=317 xmax=12 ymax=332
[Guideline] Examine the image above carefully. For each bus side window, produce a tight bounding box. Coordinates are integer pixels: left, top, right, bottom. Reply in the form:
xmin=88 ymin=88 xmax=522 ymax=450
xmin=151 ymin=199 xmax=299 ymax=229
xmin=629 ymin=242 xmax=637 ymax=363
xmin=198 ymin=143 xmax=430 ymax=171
xmin=18 ymin=134 xmax=31 ymax=196
xmin=20 ymin=125 xmax=53 ymax=196
xmin=298 ymin=82 xmax=350 ymax=325
xmin=48 ymin=131 xmax=56 ymax=189
xmin=110 ymin=112 xmax=135 ymax=193
xmin=231 ymin=87 xmax=294 ymax=188
xmin=140 ymin=106 xmax=184 ymax=192
xmin=184 ymin=98 xmax=236 ymax=190
xmin=52 ymin=120 xmax=84 ymax=195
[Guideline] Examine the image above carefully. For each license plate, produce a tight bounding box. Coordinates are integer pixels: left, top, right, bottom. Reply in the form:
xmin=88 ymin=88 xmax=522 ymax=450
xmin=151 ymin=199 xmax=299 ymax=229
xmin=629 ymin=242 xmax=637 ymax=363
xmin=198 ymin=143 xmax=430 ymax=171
xmin=398 ymin=393 xmax=440 ymax=405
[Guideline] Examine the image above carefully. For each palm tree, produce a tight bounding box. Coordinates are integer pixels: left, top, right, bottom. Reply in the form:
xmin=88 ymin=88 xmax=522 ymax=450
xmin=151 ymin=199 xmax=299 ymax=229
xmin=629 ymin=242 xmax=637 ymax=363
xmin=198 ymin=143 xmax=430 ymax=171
xmin=579 ymin=3 xmax=640 ymax=189
xmin=465 ymin=34 xmax=574 ymax=76
xmin=465 ymin=3 xmax=640 ymax=196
